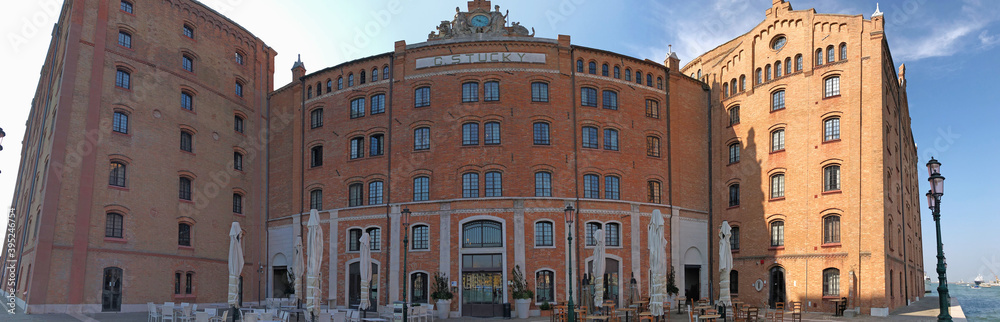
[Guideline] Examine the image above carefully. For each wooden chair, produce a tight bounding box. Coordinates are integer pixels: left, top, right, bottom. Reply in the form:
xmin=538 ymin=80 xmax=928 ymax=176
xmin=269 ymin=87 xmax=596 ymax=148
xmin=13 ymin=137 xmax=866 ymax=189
xmin=746 ymin=307 xmax=759 ymax=322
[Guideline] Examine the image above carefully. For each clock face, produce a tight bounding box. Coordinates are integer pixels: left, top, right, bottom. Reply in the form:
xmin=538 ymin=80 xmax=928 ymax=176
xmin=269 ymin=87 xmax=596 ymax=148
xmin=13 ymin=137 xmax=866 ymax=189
xmin=471 ymin=15 xmax=490 ymax=27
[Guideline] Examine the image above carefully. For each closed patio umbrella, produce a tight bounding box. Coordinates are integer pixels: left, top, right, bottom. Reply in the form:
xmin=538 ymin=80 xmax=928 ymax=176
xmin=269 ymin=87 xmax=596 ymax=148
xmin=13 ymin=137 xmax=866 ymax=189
xmin=293 ymin=238 xmax=305 ymax=305
xmin=358 ymin=231 xmax=372 ymax=311
xmin=306 ymin=210 xmax=324 ymax=319
xmin=228 ymin=222 xmax=245 ymax=309
xmin=719 ymin=221 xmax=734 ymax=307
xmin=592 ymin=229 xmax=606 ymax=308
xmin=648 ymin=210 xmax=667 ymax=316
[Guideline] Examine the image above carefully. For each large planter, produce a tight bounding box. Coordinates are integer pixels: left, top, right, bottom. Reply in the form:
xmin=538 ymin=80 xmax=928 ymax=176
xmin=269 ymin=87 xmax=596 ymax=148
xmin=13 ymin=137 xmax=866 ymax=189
xmin=514 ymin=299 xmax=531 ymax=319
xmin=435 ymin=299 xmax=451 ymax=319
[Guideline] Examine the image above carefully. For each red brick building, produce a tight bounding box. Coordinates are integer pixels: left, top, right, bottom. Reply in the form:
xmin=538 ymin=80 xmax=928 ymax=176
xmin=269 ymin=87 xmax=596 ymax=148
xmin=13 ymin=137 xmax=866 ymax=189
xmin=3 ymin=0 xmax=276 ymax=313
xmin=681 ymin=0 xmax=923 ymax=316
xmin=265 ymin=0 xmax=710 ymax=318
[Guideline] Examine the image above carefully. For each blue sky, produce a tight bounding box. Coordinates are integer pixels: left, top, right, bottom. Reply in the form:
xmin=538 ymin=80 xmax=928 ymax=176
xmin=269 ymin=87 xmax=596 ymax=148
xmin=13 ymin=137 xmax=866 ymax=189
xmin=2 ymin=0 xmax=999 ymax=283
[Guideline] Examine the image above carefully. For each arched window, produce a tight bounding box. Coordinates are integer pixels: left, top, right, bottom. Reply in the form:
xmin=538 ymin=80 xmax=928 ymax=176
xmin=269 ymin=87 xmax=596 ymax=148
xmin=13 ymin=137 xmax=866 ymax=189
xmin=646 ymin=136 xmax=661 ymax=157
xmin=233 ymin=193 xmax=243 ymax=214
xmin=771 ymin=128 xmax=785 ymax=152
xmin=614 ymin=66 xmax=621 ymax=79
xmin=383 ymin=66 xmax=390 ymax=80
xmin=697 ymin=69 xmax=702 ymax=79
xmin=647 ymin=74 xmax=653 ymax=87
xmin=577 ymin=59 xmax=584 ymax=73
xmin=785 ymin=58 xmax=792 ymax=75
xmin=350 ymin=98 xmax=366 ymax=119
xmin=604 ymin=176 xmax=620 ymax=200
xmin=770 ymin=173 xmax=785 ymax=199
xmin=315 ymin=82 xmax=322 ymax=96
xmin=413 ymin=176 xmax=429 ymax=201
xmin=585 ymin=222 xmax=602 ymax=246
xmin=366 ymin=227 xmax=381 ymax=250
xmin=775 ymin=61 xmax=782 ymax=78
xmin=824 ymin=76 xmax=840 ymax=97
xmin=234 ymin=114 xmax=244 ymax=133
xmin=105 ymin=212 xmax=124 ymax=238
xmin=795 ymin=54 xmax=803 ymax=71
xmin=116 ymin=69 xmax=130 ymax=89
xmin=462 ymin=173 xmax=479 ymax=198
xmin=823 ymin=268 xmax=840 ymax=296
xmin=118 ymin=30 xmax=132 ymax=48
xmin=824 ymin=117 xmax=841 ymax=141
xmin=824 ymin=165 xmax=841 ymax=191
xmin=765 ymin=64 xmax=772 ymax=80
xmin=178 ymin=223 xmax=192 ymax=246
xmin=360 ymin=71 xmax=366 ymax=84
xmin=581 ymin=87 xmax=598 ymax=107
xmin=603 ymin=129 xmax=619 ymax=151
xmin=307 ymin=86 xmax=312 ymax=99
xmin=109 ymin=162 xmax=127 ymax=187
xmin=728 ymin=143 xmax=740 ymax=164
xmin=723 ymin=83 xmax=729 ymax=98
xmin=369 ymin=133 xmax=385 ymax=156
xmin=770 ymin=220 xmax=784 ymax=246
xmin=326 ymin=79 xmax=332 ymax=93
xmin=235 ymin=81 xmax=244 ymax=97
xmin=410 ymin=272 xmax=429 ymax=303
xmin=484 ymin=81 xmax=499 ymax=102
xmin=412 ymin=225 xmax=429 ymax=250
xmin=827 ymin=45 xmax=835 ymax=63
xmin=484 ymin=171 xmax=502 ymax=197
xmin=310 ymin=145 xmax=323 ymax=167
xmin=179 ymin=130 xmax=193 ymax=152
xmin=234 ymin=151 xmax=244 ymax=171
xmin=348 ymin=183 xmax=363 ymax=207
xmin=605 ymin=222 xmax=620 ymax=246
xmin=824 ymin=215 xmax=841 ymax=244
xmin=602 ymin=63 xmax=609 ymax=76
xmin=728 ymin=184 xmax=740 ymax=207
xmin=658 ymin=77 xmax=663 ymax=89
xmin=484 ymin=122 xmax=500 ymax=145
xmin=462 ymin=220 xmax=502 ymax=248
xmin=771 ymin=90 xmax=785 ymax=111
xmin=635 ymin=71 xmax=642 ymax=84
xmin=728 ymin=105 xmax=740 ymax=126
xmin=113 ymin=111 xmax=129 ymax=134
xmin=730 ymin=79 xmax=737 ymax=95
xmin=310 ymin=108 xmax=323 ymax=129
xmin=602 ymin=90 xmax=618 ymax=110
xmin=534 ymin=172 xmax=552 ymax=197
xmin=372 ymin=68 xmax=378 ymax=82
xmin=462 ymin=123 xmax=479 ymax=146
xmin=348 ymin=228 xmax=362 ymax=251
xmin=348 ymin=73 xmax=354 ymax=87
xmin=534 ymin=221 xmax=554 ymax=246
xmin=414 ymin=127 xmax=430 ymax=150
xmin=337 ymin=77 xmax=344 ymax=90
xmin=755 ymin=68 xmax=762 ymax=84
xmin=183 ymin=24 xmax=194 ymax=39
xmin=739 ymin=75 xmax=746 ymax=91
xmin=368 ymin=181 xmax=384 ymax=205
xmin=536 ymin=270 xmax=555 ymax=303
xmin=531 ymin=82 xmax=549 ymax=102
xmin=816 ymin=49 xmax=823 ymax=66
xmin=310 ymin=189 xmax=322 ymax=210
xmin=646 ymin=99 xmax=660 ymax=118
xmin=179 ymin=177 xmax=192 ymax=200
xmin=730 ymin=226 xmax=740 ymax=250
xmin=730 ymin=270 xmax=739 ymax=294
xmin=589 ymin=61 xmax=597 ymax=74
xmin=584 ymin=174 xmax=600 ymax=199
xmin=647 ymin=180 xmax=662 ymax=203
xmin=533 ymin=122 xmax=550 ymax=145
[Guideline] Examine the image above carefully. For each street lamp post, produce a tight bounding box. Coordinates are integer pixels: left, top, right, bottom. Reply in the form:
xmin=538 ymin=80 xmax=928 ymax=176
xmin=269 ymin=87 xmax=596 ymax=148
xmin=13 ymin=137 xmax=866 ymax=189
xmin=401 ymin=208 xmax=412 ymax=322
xmin=258 ymin=264 xmax=264 ymax=309
xmin=925 ymin=158 xmax=951 ymax=322
xmin=564 ymin=205 xmax=577 ymax=322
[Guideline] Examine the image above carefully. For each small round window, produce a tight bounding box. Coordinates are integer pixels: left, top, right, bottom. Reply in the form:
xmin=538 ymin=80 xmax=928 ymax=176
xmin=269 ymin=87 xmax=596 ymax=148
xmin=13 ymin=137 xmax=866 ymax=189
xmin=772 ymin=36 xmax=787 ymax=50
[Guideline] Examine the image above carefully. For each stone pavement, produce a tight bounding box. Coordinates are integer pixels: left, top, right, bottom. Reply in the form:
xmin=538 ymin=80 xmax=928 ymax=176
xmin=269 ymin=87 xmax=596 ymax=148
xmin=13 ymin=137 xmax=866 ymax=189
xmin=0 ymin=296 xmax=967 ymax=321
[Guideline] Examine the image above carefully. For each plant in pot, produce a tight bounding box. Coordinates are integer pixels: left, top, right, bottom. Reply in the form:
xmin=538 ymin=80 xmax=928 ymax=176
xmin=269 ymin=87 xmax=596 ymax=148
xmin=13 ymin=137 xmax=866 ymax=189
xmin=666 ymin=268 xmax=680 ymax=313
xmin=431 ymin=271 xmax=453 ymax=319
xmin=539 ymin=301 xmax=552 ymax=317
xmin=510 ymin=265 xmax=534 ymax=319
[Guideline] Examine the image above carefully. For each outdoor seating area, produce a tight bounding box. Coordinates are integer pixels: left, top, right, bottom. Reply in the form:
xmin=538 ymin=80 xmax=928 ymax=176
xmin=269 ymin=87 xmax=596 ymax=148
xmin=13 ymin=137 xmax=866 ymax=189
xmin=145 ymin=300 xmax=442 ymax=322
xmin=544 ymin=296 xmax=818 ymax=322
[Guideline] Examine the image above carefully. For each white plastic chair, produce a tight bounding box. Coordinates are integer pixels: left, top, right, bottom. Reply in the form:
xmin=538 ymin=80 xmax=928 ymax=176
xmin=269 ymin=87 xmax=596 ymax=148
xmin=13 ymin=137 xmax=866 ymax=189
xmin=162 ymin=305 xmax=176 ymax=322
xmin=209 ymin=310 xmax=228 ymax=322
xmin=332 ymin=311 xmax=347 ymax=322
xmin=348 ymin=310 xmax=360 ymax=322
xmin=148 ymin=302 xmax=163 ymax=322
xmin=178 ymin=305 xmax=194 ymax=322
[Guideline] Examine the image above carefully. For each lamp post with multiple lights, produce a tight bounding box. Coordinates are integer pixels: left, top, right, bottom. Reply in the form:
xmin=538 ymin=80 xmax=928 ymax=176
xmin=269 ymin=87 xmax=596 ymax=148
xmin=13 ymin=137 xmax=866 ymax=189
xmin=401 ymin=208 xmax=412 ymax=322
xmin=925 ymin=158 xmax=950 ymax=322
xmin=564 ymin=205 xmax=577 ymax=322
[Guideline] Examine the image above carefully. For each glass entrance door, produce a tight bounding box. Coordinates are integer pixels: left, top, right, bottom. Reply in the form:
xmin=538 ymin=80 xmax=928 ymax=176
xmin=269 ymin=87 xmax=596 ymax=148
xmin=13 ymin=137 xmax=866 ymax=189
xmin=461 ymin=254 xmax=503 ymax=317
xmin=102 ymin=267 xmax=123 ymax=312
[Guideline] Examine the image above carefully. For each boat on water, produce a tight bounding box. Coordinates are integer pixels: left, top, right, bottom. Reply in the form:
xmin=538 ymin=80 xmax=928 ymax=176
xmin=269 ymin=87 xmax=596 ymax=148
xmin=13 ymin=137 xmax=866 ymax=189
xmin=972 ymin=274 xmax=984 ymax=289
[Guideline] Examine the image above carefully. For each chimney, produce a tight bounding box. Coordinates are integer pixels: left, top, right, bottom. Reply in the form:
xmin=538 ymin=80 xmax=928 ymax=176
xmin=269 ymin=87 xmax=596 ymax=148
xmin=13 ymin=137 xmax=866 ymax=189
xmin=292 ymin=54 xmax=306 ymax=80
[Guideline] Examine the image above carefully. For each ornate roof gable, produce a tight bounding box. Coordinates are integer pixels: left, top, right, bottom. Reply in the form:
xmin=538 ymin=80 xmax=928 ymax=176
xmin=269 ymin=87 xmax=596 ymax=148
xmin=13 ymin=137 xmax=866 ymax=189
xmin=428 ymin=0 xmax=534 ymax=41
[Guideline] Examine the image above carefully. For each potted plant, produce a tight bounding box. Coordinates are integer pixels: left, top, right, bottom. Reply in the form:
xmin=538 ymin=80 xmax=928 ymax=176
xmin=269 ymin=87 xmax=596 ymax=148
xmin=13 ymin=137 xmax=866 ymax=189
xmin=539 ymin=301 xmax=552 ymax=317
xmin=431 ymin=272 xmax=453 ymax=319
xmin=510 ymin=265 xmax=534 ymax=319
xmin=666 ymin=268 xmax=680 ymax=313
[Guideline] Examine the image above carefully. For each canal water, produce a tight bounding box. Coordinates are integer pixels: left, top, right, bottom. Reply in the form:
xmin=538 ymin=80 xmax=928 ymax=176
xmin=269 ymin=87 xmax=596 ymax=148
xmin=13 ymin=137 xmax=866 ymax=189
xmin=927 ymin=281 xmax=1000 ymax=321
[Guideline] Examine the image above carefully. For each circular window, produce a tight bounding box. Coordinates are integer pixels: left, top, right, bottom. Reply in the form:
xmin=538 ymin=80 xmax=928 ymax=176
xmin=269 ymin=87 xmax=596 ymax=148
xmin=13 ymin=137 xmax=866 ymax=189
xmin=771 ymin=36 xmax=787 ymax=50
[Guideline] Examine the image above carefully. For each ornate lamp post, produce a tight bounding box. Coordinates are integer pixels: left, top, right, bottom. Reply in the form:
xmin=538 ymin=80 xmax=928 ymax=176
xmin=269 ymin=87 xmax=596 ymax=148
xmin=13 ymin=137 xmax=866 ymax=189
xmin=401 ymin=208 xmax=412 ymax=322
xmin=564 ymin=205 xmax=577 ymax=322
xmin=925 ymin=158 xmax=950 ymax=322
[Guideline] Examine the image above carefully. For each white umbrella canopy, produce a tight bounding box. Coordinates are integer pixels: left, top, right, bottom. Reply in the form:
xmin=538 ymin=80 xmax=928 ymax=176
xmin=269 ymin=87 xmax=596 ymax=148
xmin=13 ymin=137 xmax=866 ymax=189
xmin=592 ymin=229 xmax=606 ymax=308
xmin=358 ymin=231 xmax=372 ymax=310
xmin=306 ymin=210 xmax=324 ymax=317
xmin=719 ymin=221 xmax=734 ymax=307
xmin=648 ymin=210 xmax=667 ymax=316
xmin=293 ymin=238 xmax=305 ymax=304
xmin=228 ymin=222 xmax=245 ymax=308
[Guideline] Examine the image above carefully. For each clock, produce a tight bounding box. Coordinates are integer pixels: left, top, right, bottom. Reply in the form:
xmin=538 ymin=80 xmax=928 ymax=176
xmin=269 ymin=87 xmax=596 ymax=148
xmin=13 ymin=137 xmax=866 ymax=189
xmin=470 ymin=15 xmax=490 ymax=27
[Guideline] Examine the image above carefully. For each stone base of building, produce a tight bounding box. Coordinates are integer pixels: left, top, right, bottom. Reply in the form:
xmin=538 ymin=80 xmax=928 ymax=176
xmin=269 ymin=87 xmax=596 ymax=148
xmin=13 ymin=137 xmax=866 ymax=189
xmin=870 ymin=307 xmax=889 ymax=317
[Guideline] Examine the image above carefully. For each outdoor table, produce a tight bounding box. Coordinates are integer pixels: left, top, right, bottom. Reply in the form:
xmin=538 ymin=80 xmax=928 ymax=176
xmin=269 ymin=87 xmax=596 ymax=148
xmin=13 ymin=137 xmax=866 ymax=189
xmin=698 ymin=314 xmax=721 ymax=321
xmin=830 ymin=299 xmax=846 ymax=316
xmin=361 ymin=318 xmax=388 ymax=322
xmin=618 ymin=307 xmax=636 ymax=322
xmin=586 ymin=315 xmax=610 ymax=321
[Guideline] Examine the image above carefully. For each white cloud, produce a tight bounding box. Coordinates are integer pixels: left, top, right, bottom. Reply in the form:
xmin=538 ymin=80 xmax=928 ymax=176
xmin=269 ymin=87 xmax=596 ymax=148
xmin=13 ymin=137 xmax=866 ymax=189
xmin=979 ymin=30 xmax=1000 ymax=48
xmin=891 ymin=0 xmax=1000 ymax=62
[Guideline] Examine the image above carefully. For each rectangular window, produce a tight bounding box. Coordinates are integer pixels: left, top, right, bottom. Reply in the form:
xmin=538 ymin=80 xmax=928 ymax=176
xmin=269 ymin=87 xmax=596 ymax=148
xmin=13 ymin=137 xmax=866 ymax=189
xmin=603 ymin=129 xmax=619 ymax=151
xmin=771 ymin=90 xmax=785 ymax=111
xmin=602 ymin=91 xmax=618 ymax=110
xmin=583 ymin=175 xmax=599 ymax=199
xmin=183 ymin=25 xmax=194 ymax=39
xmin=462 ymin=82 xmax=479 ymax=102
xmin=824 ymin=216 xmax=841 ymax=244
xmin=181 ymin=92 xmax=193 ymax=110
xmin=729 ymin=106 xmax=740 ymax=126
xmin=824 ymin=270 xmax=840 ymax=296
xmin=646 ymin=136 xmax=660 ymax=157
xmin=825 ymin=118 xmax=841 ymax=141
xmin=310 ymin=190 xmax=322 ymax=210
xmin=533 ymin=123 xmax=550 ymax=145
xmin=349 ymin=184 xmax=363 ymax=207
xmin=534 ymin=172 xmax=552 ymax=197
xmin=484 ymin=122 xmax=501 ymax=145
xmin=351 ymin=98 xmax=365 ymax=119
xmin=412 ymin=226 xmax=429 ymax=250
xmin=370 ymin=94 xmax=386 ymax=114
xmin=728 ymin=184 xmax=740 ymax=207
xmin=606 ymin=223 xmax=620 ymax=246
xmin=105 ymin=213 xmax=123 ymax=238
xmin=462 ymin=123 xmax=479 ymax=146
xmin=647 ymin=181 xmax=661 ymax=203
xmin=771 ymin=130 xmax=785 ymax=151
xmin=116 ymin=70 xmax=130 ymax=89
xmin=415 ymin=87 xmax=430 ymax=107
xmin=120 ymin=1 xmax=133 ymax=13
xmin=310 ymin=109 xmax=323 ymax=129
xmin=604 ymin=176 xmax=620 ymax=200
xmin=369 ymin=181 xmax=384 ymax=205
xmin=182 ymin=56 xmax=193 ymax=72
xmin=234 ymin=152 xmax=243 ymax=171
xmin=729 ymin=144 xmax=740 ymax=164
xmin=582 ymin=127 xmax=598 ymax=149
xmin=771 ymin=221 xmax=784 ymax=247
xmin=179 ymin=178 xmax=192 ymax=201
xmin=824 ymin=166 xmax=841 ymax=191
xmin=178 ymin=224 xmax=191 ymax=246
xmin=646 ymin=100 xmax=659 ymax=118
xmin=180 ymin=132 xmax=193 ymax=152
xmin=413 ymin=177 xmax=429 ymax=201
xmin=233 ymin=194 xmax=243 ymax=214
xmin=581 ymin=88 xmax=597 ymax=107
xmin=825 ymin=77 xmax=840 ymax=97
xmin=367 ymin=228 xmax=381 ymax=250
xmin=771 ymin=174 xmax=785 ymax=198
xmin=234 ymin=116 xmax=244 ymax=133
xmin=535 ymin=222 xmax=553 ymax=247
xmin=370 ymin=135 xmax=384 ymax=156
xmin=730 ymin=227 xmax=740 ymax=250
xmin=484 ymin=81 xmax=499 ymax=101
xmin=118 ymin=32 xmax=131 ymax=48
xmin=235 ymin=52 xmax=245 ymax=65
xmin=414 ymin=128 xmax=430 ymax=150
xmin=484 ymin=172 xmax=502 ymax=197
xmin=113 ymin=112 xmax=129 ymax=134
xmin=310 ymin=146 xmax=323 ymax=167
xmin=462 ymin=173 xmax=479 ymax=198
xmin=350 ymin=138 xmax=364 ymax=159
xmin=585 ymin=223 xmax=601 ymax=246
xmin=531 ymin=83 xmax=549 ymax=102
xmin=349 ymin=229 xmax=361 ymax=251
